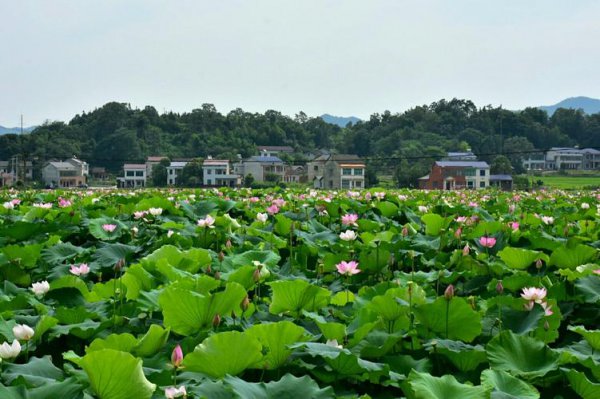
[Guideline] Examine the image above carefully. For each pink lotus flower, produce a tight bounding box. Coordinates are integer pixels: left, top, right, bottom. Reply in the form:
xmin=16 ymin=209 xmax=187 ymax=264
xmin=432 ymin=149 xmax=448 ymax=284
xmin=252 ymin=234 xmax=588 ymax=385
xmin=58 ymin=197 xmax=72 ymax=208
xmin=272 ymin=198 xmax=286 ymax=208
xmin=341 ymin=213 xmax=358 ymax=226
xmin=593 ymin=269 xmax=600 ymax=275
xmin=479 ymin=236 xmax=496 ymax=248
xmin=70 ymin=263 xmax=90 ymax=276
xmin=510 ymin=222 xmax=519 ymax=231
xmin=133 ymin=211 xmax=148 ymax=219
xmin=197 ymin=215 xmax=215 ymax=228
xmin=266 ymin=204 xmax=279 ymax=215
xmin=165 ymin=386 xmax=187 ymax=398
xmin=455 ymin=216 xmax=467 ymax=223
xmin=102 ymin=224 xmax=117 ymax=233
xmin=541 ymin=302 xmax=553 ymax=316
xmin=462 ymin=245 xmax=470 ymax=256
xmin=521 ymin=287 xmax=547 ymax=303
xmin=336 ymin=260 xmax=361 ymax=276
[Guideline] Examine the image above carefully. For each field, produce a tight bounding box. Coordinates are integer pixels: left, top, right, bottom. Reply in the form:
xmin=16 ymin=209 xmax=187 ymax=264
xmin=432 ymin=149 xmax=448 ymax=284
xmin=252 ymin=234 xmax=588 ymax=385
xmin=1 ymin=187 xmax=600 ymax=398
xmin=536 ymin=175 xmax=600 ymax=189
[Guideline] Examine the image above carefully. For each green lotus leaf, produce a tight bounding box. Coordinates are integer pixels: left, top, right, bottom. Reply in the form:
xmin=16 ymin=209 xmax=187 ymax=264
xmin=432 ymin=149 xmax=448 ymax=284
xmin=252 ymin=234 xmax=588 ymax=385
xmin=486 ymin=330 xmax=560 ymax=379
xmin=427 ymin=339 xmax=487 ymax=372
xmin=366 ymin=291 xmax=410 ymax=328
xmin=568 ymin=326 xmax=600 ymax=351
xmin=415 ymin=297 xmax=482 ymax=343
xmin=564 ymin=368 xmax=600 ymax=399
xmin=245 ymin=321 xmax=308 ymax=369
xmin=159 ymin=282 xmax=247 ymax=336
xmin=80 ymin=349 xmax=156 ymax=399
xmin=498 ymin=247 xmax=546 ymax=270
xmin=121 ymin=263 xmax=155 ymax=300
xmin=316 ymin=321 xmax=347 ymax=342
xmin=225 ymin=373 xmax=335 ymax=399
xmin=2 ymin=243 xmax=43 ymax=269
xmin=549 ymin=243 xmax=597 ymax=269
xmin=377 ymin=201 xmax=399 ymax=218
xmin=221 ymin=250 xmax=281 ymax=272
xmin=92 ymin=243 xmax=139 ymax=268
xmin=223 ymin=265 xmax=259 ymax=290
xmin=183 ymin=331 xmax=263 ymax=378
xmin=88 ymin=333 xmax=138 ymax=353
xmin=2 ymin=356 xmax=64 ymax=387
xmin=575 ymin=276 xmax=600 ymax=303
xmin=134 ymin=324 xmax=170 ymax=357
xmin=405 ymin=370 xmax=490 ymax=399
xmin=421 ymin=213 xmax=445 ymax=236
xmin=139 ymin=245 xmax=211 ymax=274
xmin=41 ymin=242 xmax=86 ymax=265
xmin=481 ymin=369 xmax=540 ymax=399
xmin=268 ymin=279 xmax=330 ymax=316
xmin=88 ymin=218 xmax=127 ymax=241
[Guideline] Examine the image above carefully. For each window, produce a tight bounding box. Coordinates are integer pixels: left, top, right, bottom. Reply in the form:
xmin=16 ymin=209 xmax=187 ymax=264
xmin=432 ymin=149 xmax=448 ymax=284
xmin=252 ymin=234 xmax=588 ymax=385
xmin=169 ymin=169 xmax=173 ymax=175
xmin=207 ymin=169 xmax=212 ymax=175
xmin=355 ymin=181 xmax=362 ymax=188
xmin=353 ymin=168 xmax=363 ymax=175
xmin=480 ymin=181 xmax=485 ymax=188
xmin=207 ymin=179 xmax=212 ymax=185
xmin=463 ymin=168 xmax=475 ymax=176
xmin=479 ymin=169 xmax=486 ymax=177
xmin=341 ymin=180 xmax=350 ymax=188
xmin=135 ymin=171 xmax=143 ymax=177
xmin=467 ymin=181 xmax=474 ymax=188
xmin=342 ymin=168 xmax=352 ymax=175
xmin=126 ymin=171 xmax=134 ymax=177
xmin=313 ymin=165 xmax=318 ymax=171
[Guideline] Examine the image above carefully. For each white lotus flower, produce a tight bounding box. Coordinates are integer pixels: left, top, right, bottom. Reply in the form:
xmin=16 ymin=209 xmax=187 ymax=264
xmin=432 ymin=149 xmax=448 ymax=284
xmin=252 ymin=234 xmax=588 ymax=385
xmin=148 ymin=207 xmax=163 ymax=216
xmin=0 ymin=339 xmax=21 ymax=359
xmin=256 ymin=212 xmax=268 ymax=223
xmin=339 ymin=230 xmax=357 ymax=241
xmin=30 ymin=281 xmax=50 ymax=296
xmin=12 ymin=324 xmax=34 ymax=341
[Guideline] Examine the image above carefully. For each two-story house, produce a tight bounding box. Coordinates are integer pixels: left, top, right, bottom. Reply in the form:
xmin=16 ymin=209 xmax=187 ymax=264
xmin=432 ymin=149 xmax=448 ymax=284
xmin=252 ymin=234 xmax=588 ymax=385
xmin=419 ymin=161 xmax=490 ymax=190
xmin=167 ymin=161 xmax=188 ymax=185
xmin=234 ymin=156 xmax=285 ymax=183
xmin=308 ymin=154 xmax=365 ymax=189
xmin=202 ymin=157 xmax=240 ymax=187
xmin=522 ymin=147 xmax=600 ymax=171
xmin=0 ymin=158 xmax=33 ymax=186
xmin=42 ymin=157 xmax=89 ymax=188
xmin=117 ymin=164 xmax=147 ymax=188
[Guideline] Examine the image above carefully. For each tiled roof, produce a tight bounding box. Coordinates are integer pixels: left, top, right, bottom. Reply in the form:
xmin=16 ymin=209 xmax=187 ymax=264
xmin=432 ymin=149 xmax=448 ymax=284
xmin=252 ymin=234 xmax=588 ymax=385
xmin=435 ymin=161 xmax=489 ymax=168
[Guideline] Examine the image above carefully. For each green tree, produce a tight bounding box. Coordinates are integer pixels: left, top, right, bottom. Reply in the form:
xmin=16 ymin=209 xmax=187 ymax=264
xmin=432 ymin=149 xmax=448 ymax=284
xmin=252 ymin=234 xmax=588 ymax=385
xmin=152 ymin=158 xmax=170 ymax=187
xmin=491 ymin=155 xmax=513 ymax=175
xmin=179 ymin=158 xmax=204 ymax=187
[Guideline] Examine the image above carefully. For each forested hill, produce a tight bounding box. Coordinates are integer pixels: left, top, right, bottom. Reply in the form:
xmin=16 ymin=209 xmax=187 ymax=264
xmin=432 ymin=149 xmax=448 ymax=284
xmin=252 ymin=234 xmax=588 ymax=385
xmin=1 ymin=99 xmax=599 ymax=178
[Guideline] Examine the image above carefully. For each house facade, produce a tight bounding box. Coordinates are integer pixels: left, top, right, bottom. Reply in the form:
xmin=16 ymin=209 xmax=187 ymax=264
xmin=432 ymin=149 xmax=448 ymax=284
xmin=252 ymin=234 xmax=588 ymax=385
xmin=308 ymin=154 xmax=365 ymax=189
xmin=0 ymin=159 xmax=33 ymax=186
xmin=167 ymin=161 xmax=188 ymax=185
xmin=117 ymin=164 xmax=147 ymax=188
xmin=283 ymin=165 xmax=307 ymax=184
xmin=202 ymin=158 xmax=240 ymax=187
xmin=257 ymin=146 xmax=294 ymax=158
xmin=42 ymin=158 xmax=88 ymax=188
xmin=146 ymin=156 xmax=167 ymax=179
xmin=419 ymin=161 xmax=490 ymax=190
xmin=523 ymin=147 xmax=600 ymax=171
xmin=234 ymin=156 xmax=285 ymax=183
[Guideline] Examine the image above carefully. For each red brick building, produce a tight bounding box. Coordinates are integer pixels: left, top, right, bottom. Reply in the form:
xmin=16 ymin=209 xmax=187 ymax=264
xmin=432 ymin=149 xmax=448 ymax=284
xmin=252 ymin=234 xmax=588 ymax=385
xmin=419 ymin=161 xmax=490 ymax=190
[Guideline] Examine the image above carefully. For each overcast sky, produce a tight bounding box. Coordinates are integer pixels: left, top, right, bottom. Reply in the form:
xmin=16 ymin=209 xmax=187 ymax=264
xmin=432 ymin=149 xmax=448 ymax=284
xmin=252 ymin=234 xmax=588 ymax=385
xmin=1 ymin=0 xmax=599 ymax=127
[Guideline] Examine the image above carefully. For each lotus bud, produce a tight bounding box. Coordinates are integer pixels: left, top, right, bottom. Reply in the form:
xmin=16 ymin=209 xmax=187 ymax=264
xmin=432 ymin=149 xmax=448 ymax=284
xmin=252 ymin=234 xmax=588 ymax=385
xmin=214 ymin=271 xmax=221 ymax=280
xmin=535 ymin=259 xmax=543 ymax=270
xmin=212 ymin=313 xmax=221 ymax=328
xmin=225 ymin=239 xmax=232 ymax=249
xmin=218 ymin=251 xmax=225 ymax=262
xmin=544 ymin=320 xmax=550 ymax=331
xmin=231 ymin=311 xmax=236 ymax=320
xmin=454 ymin=227 xmax=462 ymax=239
xmin=206 ymin=264 xmax=212 ymax=274
xmin=69 ymin=210 xmax=75 ymax=217
xmin=252 ymin=267 xmax=261 ymax=282
xmin=171 ymin=344 xmax=183 ymax=368
xmin=496 ymin=280 xmax=504 ymax=295
xmin=402 ymin=225 xmax=409 ymax=237
xmin=444 ymin=284 xmax=454 ymax=300
xmin=241 ymin=296 xmax=250 ymax=312
xmin=462 ymin=245 xmax=470 ymax=256
xmin=114 ymin=258 xmax=125 ymax=272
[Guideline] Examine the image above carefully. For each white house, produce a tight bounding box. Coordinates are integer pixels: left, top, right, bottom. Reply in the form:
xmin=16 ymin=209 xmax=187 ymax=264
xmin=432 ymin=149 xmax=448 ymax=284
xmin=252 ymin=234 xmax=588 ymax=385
xmin=522 ymin=147 xmax=600 ymax=171
xmin=234 ymin=156 xmax=285 ymax=183
xmin=117 ymin=164 xmax=147 ymax=188
xmin=307 ymin=154 xmax=365 ymax=189
xmin=256 ymin=146 xmax=294 ymax=158
xmin=202 ymin=157 xmax=240 ymax=187
xmin=167 ymin=161 xmax=188 ymax=185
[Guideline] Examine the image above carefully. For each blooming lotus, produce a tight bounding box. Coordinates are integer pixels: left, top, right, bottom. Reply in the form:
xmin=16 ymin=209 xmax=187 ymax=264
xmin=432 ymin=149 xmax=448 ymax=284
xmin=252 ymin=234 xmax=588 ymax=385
xmin=0 ymin=339 xmax=21 ymax=359
xmin=148 ymin=207 xmax=163 ymax=216
xmin=133 ymin=211 xmax=148 ymax=219
xmin=341 ymin=213 xmax=358 ymax=226
xmin=266 ymin=204 xmax=279 ymax=215
xmin=165 ymin=386 xmax=187 ymax=398
xmin=510 ymin=222 xmax=519 ymax=231
xmin=521 ymin=287 xmax=547 ymax=303
xmin=339 ymin=230 xmax=357 ymax=241
xmin=12 ymin=324 xmax=34 ymax=341
xmin=336 ymin=260 xmax=361 ymax=276
xmin=70 ymin=263 xmax=90 ymax=276
xmin=197 ymin=215 xmax=215 ymax=228
xmin=58 ymin=197 xmax=72 ymax=207
xmin=581 ymin=202 xmax=590 ymax=209
xmin=256 ymin=212 xmax=268 ymax=223
xmin=541 ymin=216 xmax=554 ymax=225
xmin=102 ymin=224 xmax=117 ymax=233
xmin=31 ymin=281 xmax=50 ymax=296
xmin=418 ymin=205 xmax=428 ymax=213
xmin=479 ymin=236 xmax=496 ymax=248
xmin=326 ymin=339 xmax=343 ymax=349
xmin=3 ymin=201 xmax=14 ymax=210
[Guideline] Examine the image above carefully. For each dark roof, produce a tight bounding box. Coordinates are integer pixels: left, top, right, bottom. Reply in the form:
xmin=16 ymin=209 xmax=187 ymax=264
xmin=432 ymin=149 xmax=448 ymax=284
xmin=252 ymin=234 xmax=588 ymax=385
xmin=435 ymin=161 xmax=489 ymax=168
xmin=490 ymin=174 xmax=513 ymax=181
xmin=312 ymin=154 xmax=362 ymax=162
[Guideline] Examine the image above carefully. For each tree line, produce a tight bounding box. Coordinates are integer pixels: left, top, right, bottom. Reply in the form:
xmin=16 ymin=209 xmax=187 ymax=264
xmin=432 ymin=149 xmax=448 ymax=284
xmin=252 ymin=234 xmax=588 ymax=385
xmin=1 ymin=99 xmax=599 ymax=186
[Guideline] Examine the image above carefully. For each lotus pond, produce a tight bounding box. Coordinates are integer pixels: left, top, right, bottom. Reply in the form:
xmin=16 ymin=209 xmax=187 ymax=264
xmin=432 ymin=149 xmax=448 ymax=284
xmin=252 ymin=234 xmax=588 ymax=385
xmin=1 ymin=188 xmax=600 ymax=398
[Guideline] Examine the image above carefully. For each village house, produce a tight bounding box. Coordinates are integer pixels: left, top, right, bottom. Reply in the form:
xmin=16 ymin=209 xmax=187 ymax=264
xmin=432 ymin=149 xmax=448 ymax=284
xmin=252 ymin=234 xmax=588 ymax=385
xmin=117 ymin=164 xmax=147 ymax=188
xmin=307 ymin=154 xmax=365 ymax=189
xmin=202 ymin=157 xmax=240 ymax=187
xmin=234 ymin=155 xmax=285 ymax=183
xmin=419 ymin=161 xmax=490 ymax=190
xmin=283 ymin=165 xmax=307 ymax=184
xmin=42 ymin=157 xmax=89 ymax=188
xmin=145 ymin=156 xmax=168 ymax=179
xmin=522 ymin=147 xmax=600 ymax=171
xmin=0 ymin=159 xmax=33 ymax=187
xmin=90 ymin=167 xmax=109 ymax=181
xmin=166 ymin=161 xmax=188 ymax=185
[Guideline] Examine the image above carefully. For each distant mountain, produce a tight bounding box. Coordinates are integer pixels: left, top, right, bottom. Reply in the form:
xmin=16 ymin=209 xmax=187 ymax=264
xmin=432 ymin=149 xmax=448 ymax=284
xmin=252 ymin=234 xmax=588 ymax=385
xmin=320 ymin=114 xmax=361 ymax=127
xmin=0 ymin=125 xmax=37 ymax=135
xmin=539 ymin=96 xmax=600 ymax=116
